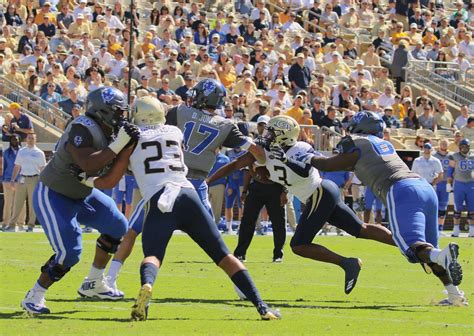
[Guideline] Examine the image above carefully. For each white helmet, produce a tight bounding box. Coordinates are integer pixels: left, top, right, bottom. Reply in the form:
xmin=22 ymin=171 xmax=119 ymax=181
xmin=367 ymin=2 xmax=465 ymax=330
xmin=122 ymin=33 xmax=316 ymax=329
xmin=265 ymin=115 xmax=300 ymax=147
xmin=132 ymin=96 xmax=165 ymax=126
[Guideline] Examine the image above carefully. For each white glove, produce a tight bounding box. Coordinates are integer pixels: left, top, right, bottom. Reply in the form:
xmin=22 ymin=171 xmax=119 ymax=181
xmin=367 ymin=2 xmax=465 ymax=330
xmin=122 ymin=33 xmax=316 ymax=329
xmin=81 ymin=177 xmax=97 ymax=188
xmin=108 ymin=126 xmax=132 ymax=154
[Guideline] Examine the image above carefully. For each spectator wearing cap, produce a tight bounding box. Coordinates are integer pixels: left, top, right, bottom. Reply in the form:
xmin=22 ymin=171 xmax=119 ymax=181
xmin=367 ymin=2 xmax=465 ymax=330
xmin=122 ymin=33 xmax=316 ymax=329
xmin=231 ymin=94 xmax=246 ymax=121
xmin=40 ymin=82 xmax=62 ymax=107
xmin=56 ymin=4 xmax=74 ymax=30
xmin=17 ymin=28 xmax=35 ymax=54
xmin=91 ymin=16 xmax=110 ymax=40
xmin=67 ymin=14 xmax=91 ymax=38
xmin=58 ymin=88 xmax=84 ymax=115
xmin=336 ymin=85 xmax=353 ymax=110
xmin=20 ymin=45 xmax=46 ymax=67
xmin=38 ymin=14 xmax=56 ymax=38
xmin=411 ymin=41 xmax=427 ymax=60
xmin=358 ymin=0 xmax=374 ymax=26
xmin=408 ymin=8 xmax=425 ymax=30
xmin=411 ymin=143 xmax=443 ymax=187
xmin=323 ymin=52 xmax=351 ymax=76
xmin=73 ymin=0 xmax=93 ymax=20
xmin=382 ymin=106 xmax=401 ymax=129
xmin=34 ymin=2 xmax=57 ymax=25
xmin=373 ymin=67 xmax=395 ymax=93
xmin=422 ymin=27 xmax=438 ymax=46
xmin=406 ymin=23 xmax=422 ymax=45
xmin=135 ymin=75 xmax=155 ymax=94
xmin=285 ymin=95 xmax=304 ymax=122
xmin=175 ymin=75 xmax=195 ymax=100
xmin=164 ymin=64 xmax=185 ymax=91
xmin=250 ymin=0 xmax=271 ymax=22
xmin=94 ymin=43 xmax=113 ymax=67
xmin=209 ymin=20 xmax=227 ymax=45
xmin=270 ymin=86 xmax=292 ymax=110
xmin=253 ymin=10 xmax=270 ymax=31
xmin=250 ymin=101 xmax=269 ymax=122
xmin=8 ymin=103 xmax=33 ymax=141
xmin=229 ymin=36 xmax=249 ymax=57
xmin=288 ymin=53 xmax=311 ymax=95
xmin=350 ymin=60 xmax=373 ymax=82
xmin=320 ymin=106 xmax=343 ymax=133
xmin=103 ymin=5 xmax=125 ymax=30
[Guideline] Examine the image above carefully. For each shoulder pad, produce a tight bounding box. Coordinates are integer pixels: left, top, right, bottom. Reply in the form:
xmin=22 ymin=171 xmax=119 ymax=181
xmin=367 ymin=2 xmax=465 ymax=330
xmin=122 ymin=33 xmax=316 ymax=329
xmin=74 ymin=116 xmax=97 ymax=129
xmin=336 ymin=136 xmax=357 ymax=154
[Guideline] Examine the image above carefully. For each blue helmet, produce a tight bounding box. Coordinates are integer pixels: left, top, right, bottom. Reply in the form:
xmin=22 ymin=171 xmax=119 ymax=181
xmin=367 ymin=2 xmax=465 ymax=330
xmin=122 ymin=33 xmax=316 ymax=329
xmin=347 ymin=111 xmax=386 ymax=138
xmin=189 ymin=79 xmax=227 ymax=110
xmin=459 ymin=138 xmax=470 ymax=154
xmin=86 ymin=87 xmax=128 ymax=132
xmin=459 ymin=138 xmax=470 ymax=147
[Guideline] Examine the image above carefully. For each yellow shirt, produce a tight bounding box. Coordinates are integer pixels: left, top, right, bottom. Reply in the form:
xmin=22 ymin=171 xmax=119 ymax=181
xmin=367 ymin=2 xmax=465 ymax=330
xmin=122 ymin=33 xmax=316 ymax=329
xmin=219 ymin=72 xmax=236 ymax=89
xmin=323 ymin=61 xmax=351 ymax=76
xmin=391 ymin=32 xmax=408 ymax=45
xmin=422 ymin=34 xmax=437 ymax=46
xmin=392 ymin=103 xmax=405 ymax=120
xmin=285 ymin=106 xmax=303 ymax=122
xmin=68 ymin=21 xmax=91 ymax=37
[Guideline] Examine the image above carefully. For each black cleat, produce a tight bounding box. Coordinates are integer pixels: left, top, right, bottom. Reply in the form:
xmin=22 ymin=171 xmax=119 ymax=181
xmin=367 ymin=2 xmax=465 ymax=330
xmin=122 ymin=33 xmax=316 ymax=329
xmin=341 ymin=258 xmax=362 ymax=295
xmin=257 ymin=303 xmax=281 ymax=320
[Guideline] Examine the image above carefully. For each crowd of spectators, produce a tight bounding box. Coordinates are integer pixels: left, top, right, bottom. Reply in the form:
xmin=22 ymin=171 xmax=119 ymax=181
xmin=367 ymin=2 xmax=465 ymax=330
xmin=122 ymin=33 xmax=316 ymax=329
xmin=0 ymin=0 xmax=472 ymax=145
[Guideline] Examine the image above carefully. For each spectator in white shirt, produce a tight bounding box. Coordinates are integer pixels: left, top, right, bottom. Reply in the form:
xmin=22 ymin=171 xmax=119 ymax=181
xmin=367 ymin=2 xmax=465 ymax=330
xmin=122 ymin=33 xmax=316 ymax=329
xmin=250 ymin=0 xmax=271 ymax=22
xmin=104 ymin=5 xmax=125 ymax=30
xmin=455 ymin=105 xmax=470 ymax=130
xmin=106 ymin=49 xmax=127 ymax=78
xmin=411 ymin=143 xmax=443 ymax=186
xmin=377 ymin=85 xmax=396 ymax=109
xmin=6 ymin=133 xmax=46 ymax=232
xmin=281 ymin=13 xmax=304 ymax=33
xmin=73 ymin=0 xmax=93 ymax=20
xmin=94 ymin=44 xmax=113 ymax=67
xmin=350 ymin=60 xmax=373 ymax=82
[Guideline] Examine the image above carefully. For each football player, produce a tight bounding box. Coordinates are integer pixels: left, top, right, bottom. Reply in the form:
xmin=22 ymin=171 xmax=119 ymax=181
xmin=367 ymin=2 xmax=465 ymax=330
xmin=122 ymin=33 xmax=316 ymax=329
xmin=308 ymin=111 xmax=467 ymax=306
xmin=21 ymin=87 xmax=140 ymax=315
xmin=433 ymin=139 xmax=451 ymax=232
xmin=207 ymin=115 xmax=396 ymax=295
xmin=77 ymin=96 xmax=280 ymax=321
xmin=448 ymin=139 xmax=473 ymax=238
xmin=98 ymin=79 xmax=265 ymax=297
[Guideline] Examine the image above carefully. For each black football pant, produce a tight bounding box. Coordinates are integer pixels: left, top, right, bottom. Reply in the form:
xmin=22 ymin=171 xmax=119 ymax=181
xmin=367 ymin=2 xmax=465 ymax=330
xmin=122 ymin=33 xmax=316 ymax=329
xmin=234 ymin=182 xmax=286 ymax=260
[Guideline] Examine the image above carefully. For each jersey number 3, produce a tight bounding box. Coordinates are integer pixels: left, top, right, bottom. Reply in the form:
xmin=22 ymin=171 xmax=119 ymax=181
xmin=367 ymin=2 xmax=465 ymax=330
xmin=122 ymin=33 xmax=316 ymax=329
xmin=142 ymin=140 xmax=185 ymax=174
xmin=183 ymin=121 xmax=219 ymax=155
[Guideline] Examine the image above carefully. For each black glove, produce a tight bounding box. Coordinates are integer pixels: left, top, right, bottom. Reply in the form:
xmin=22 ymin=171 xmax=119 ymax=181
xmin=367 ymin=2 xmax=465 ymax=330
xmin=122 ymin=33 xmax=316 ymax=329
xmin=69 ymin=164 xmax=86 ymax=181
xmin=254 ymin=136 xmax=270 ymax=150
xmin=122 ymin=121 xmax=140 ymax=142
xmin=269 ymin=145 xmax=287 ymax=163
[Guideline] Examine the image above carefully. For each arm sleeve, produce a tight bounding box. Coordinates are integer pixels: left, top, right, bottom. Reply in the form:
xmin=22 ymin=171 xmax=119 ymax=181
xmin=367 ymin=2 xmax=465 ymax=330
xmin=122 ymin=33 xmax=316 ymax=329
xmin=222 ymin=123 xmax=250 ymax=149
xmin=67 ymin=124 xmax=94 ymax=148
xmin=165 ymin=106 xmax=178 ymax=126
xmin=336 ymin=136 xmax=360 ymax=156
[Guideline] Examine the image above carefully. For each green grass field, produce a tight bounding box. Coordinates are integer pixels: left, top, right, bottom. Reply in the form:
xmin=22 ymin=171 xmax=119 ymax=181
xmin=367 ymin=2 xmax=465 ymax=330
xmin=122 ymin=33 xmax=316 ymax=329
xmin=0 ymin=232 xmax=472 ymax=335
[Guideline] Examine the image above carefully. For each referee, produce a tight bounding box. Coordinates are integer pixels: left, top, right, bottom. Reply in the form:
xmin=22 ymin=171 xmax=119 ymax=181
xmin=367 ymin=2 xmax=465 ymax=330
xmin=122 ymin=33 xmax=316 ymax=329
xmin=234 ymin=116 xmax=287 ymax=262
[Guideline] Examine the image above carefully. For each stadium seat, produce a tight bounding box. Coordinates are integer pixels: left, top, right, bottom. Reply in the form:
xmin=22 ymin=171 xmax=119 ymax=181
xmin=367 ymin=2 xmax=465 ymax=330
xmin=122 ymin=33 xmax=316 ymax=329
xmin=397 ymin=128 xmax=416 ymax=137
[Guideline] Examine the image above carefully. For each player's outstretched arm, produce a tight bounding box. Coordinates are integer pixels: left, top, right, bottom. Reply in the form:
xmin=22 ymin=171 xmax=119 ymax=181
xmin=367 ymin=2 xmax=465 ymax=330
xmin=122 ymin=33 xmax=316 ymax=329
xmin=309 ymin=152 xmax=359 ymax=172
xmin=247 ymin=143 xmax=266 ymax=164
xmin=207 ymin=152 xmax=256 ymax=185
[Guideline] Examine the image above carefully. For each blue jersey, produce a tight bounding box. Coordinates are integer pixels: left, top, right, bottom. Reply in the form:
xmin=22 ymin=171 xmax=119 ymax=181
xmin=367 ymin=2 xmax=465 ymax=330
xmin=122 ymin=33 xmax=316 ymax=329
xmin=226 ymin=148 xmax=247 ymax=188
xmin=320 ymin=171 xmax=350 ymax=188
xmin=433 ymin=151 xmax=451 ymax=182
xmin=208 ymin=153 xmax=230 ymax=187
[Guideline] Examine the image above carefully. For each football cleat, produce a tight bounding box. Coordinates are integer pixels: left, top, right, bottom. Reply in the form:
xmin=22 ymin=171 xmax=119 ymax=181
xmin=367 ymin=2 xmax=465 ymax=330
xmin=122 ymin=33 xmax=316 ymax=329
xmin=437 ymin=243 xmax=463 ymax=286
xmin=257 ymin=303 xmax=281 ymax=320
xmin=21 ymin=290 xmax=50 ymax=315
xmin=131 ymin=284 xmax=152 ymax=321
xmin=105 ymin=276 xmax=125 ymax=299
xmin=78 ymin=276 xmax=123 ymax=300
xmin=341 ymin=257 xmax=362 ymax=295
xmin=236 ymin=255 xmax=246 ymax=263
xmin=272 ymin=257 xmax=283 ymax=263
xmin=438 ymin=292 xmax=469 ymax=307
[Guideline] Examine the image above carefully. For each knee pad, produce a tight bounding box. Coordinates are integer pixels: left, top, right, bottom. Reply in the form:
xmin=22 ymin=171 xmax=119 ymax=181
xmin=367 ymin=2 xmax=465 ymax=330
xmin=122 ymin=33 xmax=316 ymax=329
xmin=468 ymin=212 xmax=474 ymax=221
xmin=438 ymin=210 xmax=446 ymax=218
xmin=454 ymin=211 xmax=462 ymax=219
xmin=427 ymin=262 xmax=448 ymax=277
xmin=97 ymin=234 xmax=121 ymax=254
xmin=40 ymin=255 xmax=70 ymax=281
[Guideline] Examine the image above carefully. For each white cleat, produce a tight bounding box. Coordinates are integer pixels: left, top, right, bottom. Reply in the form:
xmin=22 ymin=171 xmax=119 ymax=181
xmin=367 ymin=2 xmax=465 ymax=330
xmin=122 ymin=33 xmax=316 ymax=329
xmin=437 ymin=243 xmax=463 ymax=286
xmin=21 ymin=290 xmax=50 ymax=315
xmin=438 ymin=292 xmax=469 ymax=307
xmin=78 ymin=276 xmax=124 ymax=300
xmin=105 ymin=276 xmax=125 ymax=298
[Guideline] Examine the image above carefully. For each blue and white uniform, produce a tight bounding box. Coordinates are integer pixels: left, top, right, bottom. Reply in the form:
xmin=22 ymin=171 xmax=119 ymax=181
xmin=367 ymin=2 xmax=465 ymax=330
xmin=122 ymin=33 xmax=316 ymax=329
xmin=337 ymin=134 xmax=436 ymax=262
xmin=433 ymin=151 xmax=451 ymax=212
xmin=364 ymin=187 xmax=383 ymax=212
xmin=448 ymin=152 xmax=474 ymax=212
xmin=225 ymin=148 xmax=246 ymax=209
xmin=35 ymin=116 xmax=128 ymax=268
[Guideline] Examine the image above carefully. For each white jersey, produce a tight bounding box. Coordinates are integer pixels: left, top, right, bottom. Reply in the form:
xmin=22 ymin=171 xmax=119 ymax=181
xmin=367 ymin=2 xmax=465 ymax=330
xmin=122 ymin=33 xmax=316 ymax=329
xmin=264 ymin=142 xmax=322 ymax=203
xmin=129 ymin=125 xmax=193 ymax=202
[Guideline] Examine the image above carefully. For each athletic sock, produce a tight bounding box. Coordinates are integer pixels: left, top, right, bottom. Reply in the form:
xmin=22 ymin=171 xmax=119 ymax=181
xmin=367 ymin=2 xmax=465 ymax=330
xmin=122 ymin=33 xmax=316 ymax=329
xmin=230 ymin=270 xmax=264 ymax=307
xmin=429 ymin=249 xmax=441 ymax=264
xmin=107 ymin=259 xmax=123 ymax=282
xmin=453 ymin=224 xmax=460 ymax=235
xmin=445 ymin=284 xmax=462 ymax=296
xmin=226 ymin=222 xmax=232 ymax=231
xmin=33 ymin=281 xmax=47 ymax=301
xmin=140 ymin=262 xmax=158 ymax=286
xmin=87 ymin=265 xmax=105 ymax=279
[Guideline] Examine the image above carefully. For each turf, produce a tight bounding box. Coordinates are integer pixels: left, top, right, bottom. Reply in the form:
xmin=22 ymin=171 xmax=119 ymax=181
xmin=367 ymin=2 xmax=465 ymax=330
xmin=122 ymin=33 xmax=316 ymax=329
xmin=0 ymin=233 xmax=472 ymax=335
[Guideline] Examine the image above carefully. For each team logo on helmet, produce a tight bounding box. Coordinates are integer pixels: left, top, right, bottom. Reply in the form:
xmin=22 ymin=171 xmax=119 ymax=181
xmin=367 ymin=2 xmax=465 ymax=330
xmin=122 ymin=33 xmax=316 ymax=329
xmin=274 ymin=119 xmax=291 ymax=130
xmin=74 ymin=135 xmax=83 ymax=146
xmin=101 ymin=87 xmax=117 ymax=104
xmin=202 ymin=80 xmax=217 ymax=97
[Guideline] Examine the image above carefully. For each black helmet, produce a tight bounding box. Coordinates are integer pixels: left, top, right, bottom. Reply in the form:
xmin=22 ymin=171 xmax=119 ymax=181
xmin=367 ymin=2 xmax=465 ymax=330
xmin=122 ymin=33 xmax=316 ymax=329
xmin=189 ymin=79 xmax=226 ymax=110
xmin=347 ymin=111 xmax=386 ymax=138
xmin=85 ymin=87 xmax=128 ymax=131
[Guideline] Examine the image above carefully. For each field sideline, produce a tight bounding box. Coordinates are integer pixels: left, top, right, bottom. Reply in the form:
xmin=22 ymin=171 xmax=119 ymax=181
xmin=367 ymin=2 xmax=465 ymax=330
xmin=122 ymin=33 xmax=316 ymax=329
xmin=0 ymin=233 xmax=472 ymax=335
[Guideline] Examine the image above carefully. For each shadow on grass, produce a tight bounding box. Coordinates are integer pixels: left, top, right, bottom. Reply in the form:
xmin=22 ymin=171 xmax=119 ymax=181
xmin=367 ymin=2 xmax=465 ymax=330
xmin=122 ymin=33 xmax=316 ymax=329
xmin=48 ymin=297 xmax=136 ymax=303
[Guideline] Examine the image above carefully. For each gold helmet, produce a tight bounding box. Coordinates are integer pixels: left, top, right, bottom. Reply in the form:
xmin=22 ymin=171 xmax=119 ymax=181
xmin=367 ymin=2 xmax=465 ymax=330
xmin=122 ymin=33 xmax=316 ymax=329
xmin=131 ymin=96 xmax=165 ymax=126
xmin=265 ymin=115 xmax=300 ymax=147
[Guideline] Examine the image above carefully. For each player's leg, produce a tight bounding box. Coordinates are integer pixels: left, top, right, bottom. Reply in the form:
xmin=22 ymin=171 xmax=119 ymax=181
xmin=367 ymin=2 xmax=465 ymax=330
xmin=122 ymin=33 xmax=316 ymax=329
xmin=114 ymin=185 xmax=124 ymax=213
xmin=234 ymin=187 xmax=265 ymax=260
xmin=452 ymin=181 xmax=464 ymax=237
xmin=180 ymin=188 xmax=280 ymax=320
xmin=209 ymin=184 xmax=225 ymax=225
xmin=387 ymin=180 xmax=464 ymax=291
xmin=106 ymin=199 xmax=145 ymax=296
xmin=264 ymin=186 xmax=286 ymax=262
xmin=363 ymin=188 xmax=374 ymax=224
xmin=224 ymin=186 xmax=237 ymax=234
xmin=436 ymin=182 xmax=449 ymax=232
xmin=189 ymin=178 xmax=213 ymax=216
xmin=76 ymin=188 xmax=128 ymax=300
xmin=22 ymin=182 xmax=82 ymax=315
xmin=132 ymin=194 xmax=177 ymax=321
xmin=285 ymin=193 xmax=297 ymax=231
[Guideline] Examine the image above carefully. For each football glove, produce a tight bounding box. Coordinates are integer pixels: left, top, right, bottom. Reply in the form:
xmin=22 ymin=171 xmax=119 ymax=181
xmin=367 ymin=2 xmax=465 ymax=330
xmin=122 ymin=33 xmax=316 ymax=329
xmin=108 ymin=122 xmax=140 ymax=154
xmin=69 ymin=164 xmax=96 ymax=188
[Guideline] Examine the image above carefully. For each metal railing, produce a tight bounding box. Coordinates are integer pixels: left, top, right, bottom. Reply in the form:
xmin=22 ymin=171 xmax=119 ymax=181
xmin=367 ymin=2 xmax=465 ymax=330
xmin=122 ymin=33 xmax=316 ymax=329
xmin=405 ymin=60 xmax=474 ymax=108
xmin=0 ymin=76 xmax=70 ymax=131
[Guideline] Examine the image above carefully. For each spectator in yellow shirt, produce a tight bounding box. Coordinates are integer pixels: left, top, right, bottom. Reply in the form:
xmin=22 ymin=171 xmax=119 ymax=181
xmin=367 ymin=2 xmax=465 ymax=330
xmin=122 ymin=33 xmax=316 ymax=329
xmin=67 ymin=14 xmax=90 ymax=38
xmin=34 ymin=2 xmax=57 ymax=25
xmin=323 ymin=52 xmax=351 ymax=76
xmin=422 ymin=28 xmax=438 ymax=46
xmin=285 ymin=95 xmax=304 ymax=122
xmin=390 ymin=22 xmax=408 ymax=45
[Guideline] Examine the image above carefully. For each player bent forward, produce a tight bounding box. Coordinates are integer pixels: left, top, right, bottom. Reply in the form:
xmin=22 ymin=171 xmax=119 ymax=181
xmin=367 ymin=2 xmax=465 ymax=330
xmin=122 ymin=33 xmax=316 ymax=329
xmin=308 ymin=111 xmax=467 ymax=306
xmin=77 ymin=97 xmax=280 ymax=320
